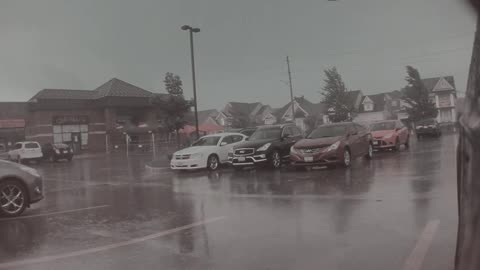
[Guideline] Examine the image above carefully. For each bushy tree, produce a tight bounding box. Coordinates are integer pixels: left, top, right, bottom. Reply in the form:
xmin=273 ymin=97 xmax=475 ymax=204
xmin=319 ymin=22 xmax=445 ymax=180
xmin=153 ymin=73 xmax=191 ymax=144
xmin=164 ymin=72 xmax=183 ymax=96
xmin=401 ymin=66 xmax=437 ymax=122
xmin=320 ymin=67 xmax=354 ymax=122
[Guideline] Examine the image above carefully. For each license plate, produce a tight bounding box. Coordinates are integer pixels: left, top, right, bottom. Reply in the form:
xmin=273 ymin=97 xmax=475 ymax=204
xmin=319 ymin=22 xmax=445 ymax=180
xmin=238 ymin=157 xmax=246 ymax=162
xmin=373 ymin=141 xmax=379 ymax=145
xmin=304 ymin=157 xmax=313 ymax=162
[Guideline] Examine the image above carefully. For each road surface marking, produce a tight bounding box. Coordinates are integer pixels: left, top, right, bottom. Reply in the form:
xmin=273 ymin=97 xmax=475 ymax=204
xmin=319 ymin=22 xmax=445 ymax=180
xmin=0 ymin=205 xmax=110 ymax=221
xmin=403 ymin=219 xmax=440 ymax=270
xmin=0 ymin=216 xmax=226 ymax=269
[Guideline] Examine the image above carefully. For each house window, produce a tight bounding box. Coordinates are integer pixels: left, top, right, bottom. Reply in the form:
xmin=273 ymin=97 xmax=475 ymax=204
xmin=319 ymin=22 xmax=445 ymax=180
xmin=364 ymin=103 xmax=373 ymax=112
xmin=440 ymin=110 xmax=452 ymax=122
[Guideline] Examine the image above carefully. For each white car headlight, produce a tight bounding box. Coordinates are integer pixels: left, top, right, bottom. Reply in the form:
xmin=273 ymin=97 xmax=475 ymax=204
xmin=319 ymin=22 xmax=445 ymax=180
xmin=323 ymin=141 xmax=340 ymax=153
xmin=55 ymin=149 xmax=60 ymax=154
xmin=20 ymin=165 xmax=40 ymax=177
xmin=257 ymin=143 xmax=271 ymax=152
xmin=191 ymin=153 xmax=203 ymax=159
xmin=290 ymin=145 xmax=299 ymax=154
xmin=383 ymin=133 xmax=394 ymax=139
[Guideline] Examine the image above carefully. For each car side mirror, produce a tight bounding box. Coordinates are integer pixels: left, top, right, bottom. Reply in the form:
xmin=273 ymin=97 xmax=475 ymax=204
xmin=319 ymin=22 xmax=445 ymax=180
xmin=220 ymin=142 xmax=227 ymax=146
xmin=245 ymin=137 xmax=249 ymax=141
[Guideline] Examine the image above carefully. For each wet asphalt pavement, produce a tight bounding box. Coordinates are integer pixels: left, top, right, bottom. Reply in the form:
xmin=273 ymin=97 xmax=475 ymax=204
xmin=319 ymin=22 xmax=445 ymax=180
xmin=0 ymin=134 xmax=458 ymax=270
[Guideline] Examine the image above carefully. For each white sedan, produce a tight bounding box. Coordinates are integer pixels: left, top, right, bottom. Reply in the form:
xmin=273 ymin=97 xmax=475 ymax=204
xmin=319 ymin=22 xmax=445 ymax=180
xmin=171 ymin=132 xmax=247 ymax=171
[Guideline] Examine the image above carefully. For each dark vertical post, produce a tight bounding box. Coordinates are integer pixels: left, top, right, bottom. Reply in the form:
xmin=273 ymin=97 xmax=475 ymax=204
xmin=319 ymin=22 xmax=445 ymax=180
xmin=287 ymin=56 xmax=295 ymax=122
xmin=189 ymin=30 xmax=200 ymax=139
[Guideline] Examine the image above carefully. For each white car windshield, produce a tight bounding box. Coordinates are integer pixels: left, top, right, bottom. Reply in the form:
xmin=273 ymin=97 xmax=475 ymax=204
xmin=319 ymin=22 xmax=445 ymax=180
xmin=192 ymin=136 xmax=221 ymax=146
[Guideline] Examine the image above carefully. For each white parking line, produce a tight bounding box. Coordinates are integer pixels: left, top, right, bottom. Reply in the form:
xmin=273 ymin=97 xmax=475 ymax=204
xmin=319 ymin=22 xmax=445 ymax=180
xmin=0 ymin=205 xmax=110 ymax=221
xmin=403 ymin=219 xmax=440 ymax=270
xmin=0 ymin=216 xmax=226 ymax=269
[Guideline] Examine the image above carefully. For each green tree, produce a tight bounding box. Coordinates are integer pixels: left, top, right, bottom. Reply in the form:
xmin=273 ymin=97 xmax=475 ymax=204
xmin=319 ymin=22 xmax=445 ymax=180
xmin=401 ymin=66 xmax=437 ymax=122
xmin=164 ymin=72 xmax=184 ymax=96
xmin=153 ymin=73 xmax=191 ymax=145
xmin=320 ymin=67 xmax=354 ymax=122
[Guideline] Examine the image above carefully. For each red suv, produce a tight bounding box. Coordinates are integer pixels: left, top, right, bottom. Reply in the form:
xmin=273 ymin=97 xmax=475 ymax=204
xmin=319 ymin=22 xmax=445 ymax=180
xmin=369 ymin=120 xmax=409 ymax=151
xmin=290 ymin=122 xmax=373 ymax=168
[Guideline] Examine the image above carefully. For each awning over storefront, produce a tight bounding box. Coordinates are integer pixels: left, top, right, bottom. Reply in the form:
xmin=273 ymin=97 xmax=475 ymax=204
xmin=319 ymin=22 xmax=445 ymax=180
xmin=0 ymin=119 xmax=25 ymax=129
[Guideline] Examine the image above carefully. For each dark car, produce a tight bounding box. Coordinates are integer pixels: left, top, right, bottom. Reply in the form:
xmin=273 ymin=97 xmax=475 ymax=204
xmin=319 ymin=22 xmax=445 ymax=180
xmin=290 ymin=122 xmax=373 ymax=168
xmin=239 ymin=127 xmax=257 ymax=137
xmin=230 ymin=124 xmax=303 ymax=170
xmin=0 ymin=160 xmax=43 ymax=217
xmin=415 ymin=118 xmax=441 ymax=139
xmin=42 ymin=143 xmax=74 ymax=162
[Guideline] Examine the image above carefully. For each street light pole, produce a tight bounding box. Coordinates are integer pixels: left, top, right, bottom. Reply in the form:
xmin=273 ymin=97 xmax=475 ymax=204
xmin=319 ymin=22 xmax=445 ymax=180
xmin=181 ymin=25 xmax=201 ymax=139
xmin=286 ymin=56 xmax=295 ymax=122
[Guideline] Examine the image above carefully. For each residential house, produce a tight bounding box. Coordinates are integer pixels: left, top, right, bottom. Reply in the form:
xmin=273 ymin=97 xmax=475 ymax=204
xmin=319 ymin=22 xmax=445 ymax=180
xmin=326 ymin=90 xmax=364 ymax=121
xmin=221 ymin=102 xmax=277 ymax=128
xmin=275 ymin=96 xmax=327 ymax=132
xmin=354 ymin=93 xmax=397 ymax=123
xmin=186 ymin=109 xmax=220 ymax=126
xmin=422 ymin=76 xmax=457 ymax=124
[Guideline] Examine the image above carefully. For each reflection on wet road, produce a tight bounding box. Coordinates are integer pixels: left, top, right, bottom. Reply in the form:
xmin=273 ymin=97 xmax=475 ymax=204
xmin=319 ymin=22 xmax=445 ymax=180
xmin=0 ymin=135 xmax=457 ymax=270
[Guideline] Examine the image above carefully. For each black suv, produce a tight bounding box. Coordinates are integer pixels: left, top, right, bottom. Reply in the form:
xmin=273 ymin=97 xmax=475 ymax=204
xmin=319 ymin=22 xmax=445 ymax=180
xmin=42 ymin=143 xmax=74 ymax=162
xmin=416 ymin=118 xmax=441 ymax=139
xmin=230 ymin=124 xmax=303 ymax=170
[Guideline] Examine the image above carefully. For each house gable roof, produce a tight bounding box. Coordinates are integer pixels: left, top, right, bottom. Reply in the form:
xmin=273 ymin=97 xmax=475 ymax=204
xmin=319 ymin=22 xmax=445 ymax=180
xmin=94 ymin=78 xmax=153 ymax=98
xmin=225 ymin=102 xmax=262 ymax=117
xmin=422 ymin=76 xmax=456 ymax=92
xmin=276 ymin=97 xmax=327 ymax=119
xmin=29 ymin=78 xmax=159 ymax=101
xmin=360 ymin=93 xmax=386 ymax=112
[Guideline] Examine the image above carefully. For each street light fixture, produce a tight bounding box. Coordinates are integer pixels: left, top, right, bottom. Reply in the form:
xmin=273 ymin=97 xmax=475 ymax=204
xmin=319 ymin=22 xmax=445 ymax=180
xmin=181 ymin=25 xmax=201 ymax=139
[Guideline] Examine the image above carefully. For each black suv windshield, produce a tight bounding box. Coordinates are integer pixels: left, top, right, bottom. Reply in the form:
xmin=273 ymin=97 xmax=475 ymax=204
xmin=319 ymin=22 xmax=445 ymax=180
xmin=418 ymin=119 xmax=436 ymax=125
xmin=249 ymin=128 xmax=282 ymax=140
xmin=192 ymin=136 xmax=221 ymax=146
xmin=308 ymin=126 xmax=348 ymax=139
xmin=370 ymin=122 xmax=396 ymax=131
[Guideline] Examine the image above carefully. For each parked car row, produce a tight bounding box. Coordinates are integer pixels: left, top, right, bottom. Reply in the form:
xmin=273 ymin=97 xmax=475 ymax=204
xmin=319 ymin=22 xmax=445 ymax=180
xmin=172 ymin=121 xmax=374 ymax=171
xmin=5 ymin=142 xmax=74 ymax=164
xmin=170 ymin=118 xmax=439 ymax=172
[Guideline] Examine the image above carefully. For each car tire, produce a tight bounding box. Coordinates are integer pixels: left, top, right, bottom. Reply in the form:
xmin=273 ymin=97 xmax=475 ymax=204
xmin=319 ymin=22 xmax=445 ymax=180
xmin=207 ymin=154 xmax=219 ymax=171
xmin=365 ymin=143 xmax=373 ymax=159
xmin=0 ymin=179 xmax=28 ymax=217
xmin=342 ymin=149 xmax=351 ymax=167
xmin=405 ymin=136 xmax=410 ymax=149
xmin=394 ymin=139 xmax=400 ymax=151
xmin=270 ymin=150 xmax=282 ymax=169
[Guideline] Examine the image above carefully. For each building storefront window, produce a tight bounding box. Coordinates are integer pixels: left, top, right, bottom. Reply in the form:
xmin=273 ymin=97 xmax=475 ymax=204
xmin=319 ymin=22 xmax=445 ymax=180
xmin=52 ymin=116 xmax=89 ymax=149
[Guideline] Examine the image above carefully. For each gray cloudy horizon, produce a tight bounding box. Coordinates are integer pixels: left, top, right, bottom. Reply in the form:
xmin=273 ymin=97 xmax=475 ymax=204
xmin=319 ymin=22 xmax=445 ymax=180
xmin=0 ymin=0 xmax=475 ymax=110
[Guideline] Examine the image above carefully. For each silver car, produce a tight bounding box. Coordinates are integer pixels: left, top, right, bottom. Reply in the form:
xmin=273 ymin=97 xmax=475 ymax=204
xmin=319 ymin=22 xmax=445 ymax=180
xmin=0 ymin=160 xmax=43 ymax=217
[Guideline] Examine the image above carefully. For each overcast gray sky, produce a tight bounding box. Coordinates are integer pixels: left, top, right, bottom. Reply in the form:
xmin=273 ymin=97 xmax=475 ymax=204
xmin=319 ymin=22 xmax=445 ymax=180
xmin=0 ymin=0 xmax=475 ymax=110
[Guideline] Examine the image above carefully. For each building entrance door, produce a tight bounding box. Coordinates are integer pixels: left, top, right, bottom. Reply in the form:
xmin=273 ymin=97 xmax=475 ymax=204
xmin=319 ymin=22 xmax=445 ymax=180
xmin=71 ymin=133 xmax=82 ymax=153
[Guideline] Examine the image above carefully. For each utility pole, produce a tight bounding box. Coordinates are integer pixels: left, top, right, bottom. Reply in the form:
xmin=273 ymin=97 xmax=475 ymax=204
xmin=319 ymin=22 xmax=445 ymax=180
xmin=286 ymin=56 xmax=295 ymax=122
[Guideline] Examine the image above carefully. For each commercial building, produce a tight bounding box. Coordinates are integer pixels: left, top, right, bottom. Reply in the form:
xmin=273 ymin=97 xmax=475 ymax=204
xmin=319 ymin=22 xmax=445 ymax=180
xmin=6 ymin=78 xmax=168 ymax=153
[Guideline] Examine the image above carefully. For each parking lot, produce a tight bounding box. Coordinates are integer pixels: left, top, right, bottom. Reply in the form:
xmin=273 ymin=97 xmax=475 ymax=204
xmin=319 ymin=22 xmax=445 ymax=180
xmin=0 ymin=134 xmax=457 ymax=270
